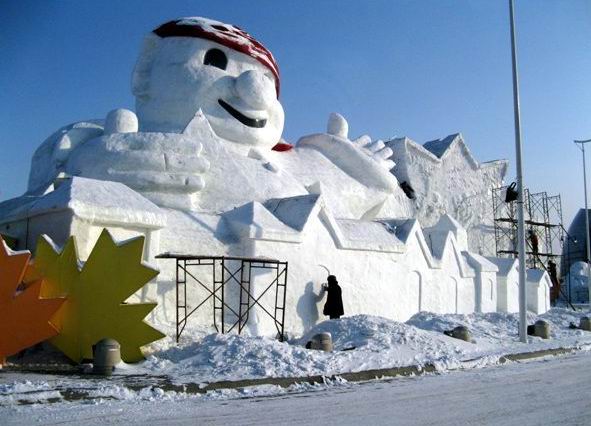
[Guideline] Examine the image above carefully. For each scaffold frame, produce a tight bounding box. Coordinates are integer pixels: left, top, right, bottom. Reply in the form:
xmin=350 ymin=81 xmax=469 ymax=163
xmin=156 ymin=253 xmax=288 ymax=342
xmin=492 ymin=187 xmax=564 ymax=269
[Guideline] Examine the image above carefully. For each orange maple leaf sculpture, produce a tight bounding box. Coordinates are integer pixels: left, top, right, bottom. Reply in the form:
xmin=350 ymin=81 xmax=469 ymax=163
xmin=0 ymin=237 xmax=64 ymax=365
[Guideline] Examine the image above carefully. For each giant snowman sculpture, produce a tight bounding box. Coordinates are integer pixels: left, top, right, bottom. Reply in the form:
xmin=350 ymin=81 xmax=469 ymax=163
xmin=0 ymin=17 xmax=549 ymax=336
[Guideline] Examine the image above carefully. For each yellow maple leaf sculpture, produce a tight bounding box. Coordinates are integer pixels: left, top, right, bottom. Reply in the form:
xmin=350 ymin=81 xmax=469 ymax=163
xmin=0 ymin=237 xmax=64 ymax=364
xmin=34 ymin=229 xmax=165 ymax=363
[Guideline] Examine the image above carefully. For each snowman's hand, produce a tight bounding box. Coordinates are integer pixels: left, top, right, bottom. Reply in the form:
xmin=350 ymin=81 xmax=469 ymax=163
xmin=66 ymin=132 xmax=210 ymax=194
xmin=298 ymin=112 xmax=398 ymax=192
xmin=299 ymin=133 xmax=398 ymax=192
xmin=352 ymin=135 xmax=395 ymax=171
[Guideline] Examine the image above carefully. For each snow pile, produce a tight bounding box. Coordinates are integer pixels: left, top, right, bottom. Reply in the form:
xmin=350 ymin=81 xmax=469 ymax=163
xmin=539 ymin=308 xmax=591 ymax=338
xmin=137 ymin=315 xmax=477 ymax=383
xmin=144 ymin=310 xmax=591 ymax=384
xmin=408 ymin=308 xmax=591 ymax=349
xmin=407 ymin=311 xmax=538 ymax=344
xmin=141 ymin=332 xmax=328 ymax=382
xmin=295 ymin=314 xmax=474 ymax=370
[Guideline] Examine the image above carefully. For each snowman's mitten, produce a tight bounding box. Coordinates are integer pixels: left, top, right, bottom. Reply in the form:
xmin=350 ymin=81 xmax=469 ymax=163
xmin=65 ymin=132 xmax=210 ymax=201
xmin=352 ymin=136 xmax=395 ymax=171
xmin=298 ymin=132 xmax=398 ymax=192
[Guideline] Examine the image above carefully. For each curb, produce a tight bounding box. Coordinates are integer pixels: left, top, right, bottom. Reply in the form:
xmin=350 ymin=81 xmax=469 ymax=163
xmin=499 ymin=346 xmax=583 ymax=362
xmin=192 ymin=344 xmax=588 ymax=394
xmin=189 ymin=364 xmax=436 ymax=394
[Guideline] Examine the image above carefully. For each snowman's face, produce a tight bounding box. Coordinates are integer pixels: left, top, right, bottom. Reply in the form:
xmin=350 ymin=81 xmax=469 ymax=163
xmin=133 ymin=37 xmax=284 ymax=148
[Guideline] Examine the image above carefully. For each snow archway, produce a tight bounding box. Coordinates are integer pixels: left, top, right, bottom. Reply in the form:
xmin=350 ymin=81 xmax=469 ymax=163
xmin=398 ymin=271 xmax=422 ymax=321
xmin=439 ymin=277 xmax=458 ymax=314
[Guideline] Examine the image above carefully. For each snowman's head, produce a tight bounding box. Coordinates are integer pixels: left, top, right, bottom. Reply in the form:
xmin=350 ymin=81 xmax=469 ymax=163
xmin=132 ymin=17 xmax=284 ymax=149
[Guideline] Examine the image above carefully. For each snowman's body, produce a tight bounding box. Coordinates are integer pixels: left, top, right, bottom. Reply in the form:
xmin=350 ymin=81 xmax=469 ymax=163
xmin=0 ymin=17 xmax=537 ymax=337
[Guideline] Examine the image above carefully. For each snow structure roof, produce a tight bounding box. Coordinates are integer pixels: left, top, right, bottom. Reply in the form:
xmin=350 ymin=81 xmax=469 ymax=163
xmin=0 ymin=196 xmax=39 ymax=226
xmin=0 ymin=177 xmax=166 ymax=229
xmin=422 ymin=217 xmax=474 ymax=277
xmin=423 ymin=134 xmax=459 ymax=158
xmin=153 ymin=17 xmax=280 ymax=96
xmin=263 ymin=194 xmax=321 ymax=232
xmin=386 ymin=133 xmax=508 ymax=174
xmin=464 ymin=252 xmax=499 ymax=273
xmin=223 ymin=194 xmax=481 ymax=278
xmin=222 ymin=201 xmax=301 ymax=243
xmin=426 ymin=214 xmax=468 ymax=248
xmin=485 ymin=257 xmax=518 ymax=277
xmin=334 ymin=219 xmax=405 ymax=253
xmin=377 ymin=218 xmax=418 ymax=244
xmin=527 ymin=268 xmax=552 ymax=288
xmin=223 ymin=194 xmax=407 ymax=253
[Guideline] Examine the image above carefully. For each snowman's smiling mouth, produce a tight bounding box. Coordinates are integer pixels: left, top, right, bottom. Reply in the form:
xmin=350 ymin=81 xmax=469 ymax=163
xmin=218 ymin=99 xmax=267 ymax=128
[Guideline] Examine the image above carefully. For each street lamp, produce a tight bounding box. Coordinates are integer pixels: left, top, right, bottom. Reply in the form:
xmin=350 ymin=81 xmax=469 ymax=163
xmin=574 ymin=138 xmax=591 ymax=304
xmin=509 ymin=0 xmax=528 ymax=343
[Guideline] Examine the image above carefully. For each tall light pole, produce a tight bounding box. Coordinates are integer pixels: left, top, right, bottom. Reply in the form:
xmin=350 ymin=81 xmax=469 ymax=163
xmin=509 ymin=0 xmax=528 ymax=343
xmin=574 ymin=138 xmax=591 ymax=304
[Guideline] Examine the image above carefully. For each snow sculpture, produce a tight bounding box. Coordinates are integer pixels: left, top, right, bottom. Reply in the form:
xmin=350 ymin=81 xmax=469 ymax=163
xmin=564 ymin=261 xmax=589 ymax=303
xmin=0 ymin=16 xmax=551 ymax=337
xmin=133 ymin=18 xmax=284 ymax=147
xmin=327 ymin=112 xmax=349 ymax=138
xmin=104 ymin=109 xmax=138 ymax=135
xmin=387 ymin=134 xmax=508 ymax=254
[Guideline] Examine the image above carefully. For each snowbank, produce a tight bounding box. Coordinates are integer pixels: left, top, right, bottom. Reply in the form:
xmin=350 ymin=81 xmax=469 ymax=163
xmin=135 ymin=310 xmax=591 ymax=384
xmin=3 ymin=310 xmax=591 ymax=409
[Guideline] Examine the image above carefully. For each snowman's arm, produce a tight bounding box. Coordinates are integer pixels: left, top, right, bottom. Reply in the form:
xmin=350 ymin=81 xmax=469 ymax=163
xmin=65 ymin=131 xmax=210 ymax=195
xmin=27 ymin=121 xmax=104 ymax=194
xmin=297 ymin=113 xmax=398 ymax=192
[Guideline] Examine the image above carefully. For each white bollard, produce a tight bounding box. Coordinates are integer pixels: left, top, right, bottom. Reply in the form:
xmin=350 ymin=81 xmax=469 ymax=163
xmin=534 ymin=320 xmax=550 ymax=339
xmin=580 ymin=316 xmax=591 ymax=331
xmin=308 ymin=332 xmax=333 ymax=352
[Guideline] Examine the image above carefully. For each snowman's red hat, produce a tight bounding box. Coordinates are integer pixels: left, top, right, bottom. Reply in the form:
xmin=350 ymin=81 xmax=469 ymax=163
xmin=153 ymin=17 xmax=280 ymax=97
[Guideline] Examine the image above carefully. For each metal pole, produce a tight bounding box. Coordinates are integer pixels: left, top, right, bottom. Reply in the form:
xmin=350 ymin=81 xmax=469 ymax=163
xmin=567 ymin=239 xmax=572 ymax=304
xmin=575 ymin=138 xmax=591 ymax=304
xmin=509 ymin=0 xmax=528 ymax=343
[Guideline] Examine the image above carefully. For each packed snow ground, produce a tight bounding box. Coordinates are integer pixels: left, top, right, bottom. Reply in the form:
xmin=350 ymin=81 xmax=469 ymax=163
xmin=6 ymin=350 xmax=591 ymax=425
xmin=2 ymin=308 xmax=591 ymax=409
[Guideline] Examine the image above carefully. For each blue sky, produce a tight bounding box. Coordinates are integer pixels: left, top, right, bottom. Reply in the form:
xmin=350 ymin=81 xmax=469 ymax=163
xmin=1 ymin=1 xmax=590 ymax=225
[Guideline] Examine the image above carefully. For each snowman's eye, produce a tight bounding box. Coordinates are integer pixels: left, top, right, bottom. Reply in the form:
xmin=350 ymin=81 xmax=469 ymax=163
xmin=204 ymin=49 xmax=228 ymax=70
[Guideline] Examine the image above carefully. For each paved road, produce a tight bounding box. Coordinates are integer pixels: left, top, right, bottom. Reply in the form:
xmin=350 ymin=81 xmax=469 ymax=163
xmin=5 ymin=352 xmax=591 ymax=425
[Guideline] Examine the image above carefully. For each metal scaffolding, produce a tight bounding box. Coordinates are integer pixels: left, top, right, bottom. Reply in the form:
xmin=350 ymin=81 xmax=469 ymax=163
xmin=492 ymin=186 xmax=563 ymax=270
xmin=156 ymin=254 xmax=288 ymax=342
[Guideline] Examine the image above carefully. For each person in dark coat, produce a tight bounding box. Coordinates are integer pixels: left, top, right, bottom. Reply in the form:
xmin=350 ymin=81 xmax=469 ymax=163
xmin=323 ymin=275 xmax=344 ymax=319
xmin=547 ymin=259 xmax=560 ymax=303
xmin=528 ymin=229 xmax=539 ymax=255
